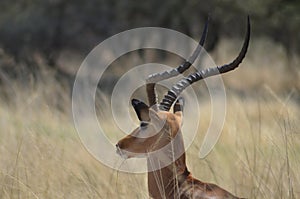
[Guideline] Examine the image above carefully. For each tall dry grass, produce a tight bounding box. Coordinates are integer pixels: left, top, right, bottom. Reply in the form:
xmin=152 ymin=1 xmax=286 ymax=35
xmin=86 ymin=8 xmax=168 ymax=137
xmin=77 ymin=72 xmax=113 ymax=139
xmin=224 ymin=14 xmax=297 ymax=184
xmin=0 ymin=38 xmax=299 ymax=198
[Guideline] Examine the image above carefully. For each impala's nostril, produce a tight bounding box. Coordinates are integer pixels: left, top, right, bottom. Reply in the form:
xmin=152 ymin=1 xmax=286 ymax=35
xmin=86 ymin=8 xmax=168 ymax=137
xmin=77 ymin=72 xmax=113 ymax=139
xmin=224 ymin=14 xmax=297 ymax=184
xmin=116 ymin=143 xmax=123 ymax=149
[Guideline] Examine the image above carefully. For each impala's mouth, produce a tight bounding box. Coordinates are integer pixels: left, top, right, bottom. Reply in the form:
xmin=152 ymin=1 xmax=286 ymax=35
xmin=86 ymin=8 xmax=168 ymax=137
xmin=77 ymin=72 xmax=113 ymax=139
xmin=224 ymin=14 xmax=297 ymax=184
xmin=116 ymin=146 xmax=129 ymax=159
xmin=116 ymin=145 xmax=148 ymax=159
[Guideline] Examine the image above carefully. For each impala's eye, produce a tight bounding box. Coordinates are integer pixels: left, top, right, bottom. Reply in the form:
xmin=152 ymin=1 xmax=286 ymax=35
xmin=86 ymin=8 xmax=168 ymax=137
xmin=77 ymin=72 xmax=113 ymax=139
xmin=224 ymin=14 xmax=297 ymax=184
xmin=140 ymin=122 xmax=148 ymax=128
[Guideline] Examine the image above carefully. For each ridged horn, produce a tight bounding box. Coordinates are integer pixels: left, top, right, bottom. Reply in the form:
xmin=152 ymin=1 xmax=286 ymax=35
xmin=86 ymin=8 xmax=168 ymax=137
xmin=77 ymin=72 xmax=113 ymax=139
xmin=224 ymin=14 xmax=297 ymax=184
xmin=159 ymin=16 xmax=251 ymax=111
xmin=146 ymin=17 xmax=209 ymax=107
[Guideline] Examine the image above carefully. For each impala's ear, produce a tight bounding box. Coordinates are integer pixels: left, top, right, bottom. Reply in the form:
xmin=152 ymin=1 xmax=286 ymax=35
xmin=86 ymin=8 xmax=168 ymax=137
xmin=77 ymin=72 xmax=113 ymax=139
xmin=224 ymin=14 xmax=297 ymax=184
xmin=173 ymin=97 xmax=184 ymax=123
xmin=131 ymin=99 xmax=150 ymax=121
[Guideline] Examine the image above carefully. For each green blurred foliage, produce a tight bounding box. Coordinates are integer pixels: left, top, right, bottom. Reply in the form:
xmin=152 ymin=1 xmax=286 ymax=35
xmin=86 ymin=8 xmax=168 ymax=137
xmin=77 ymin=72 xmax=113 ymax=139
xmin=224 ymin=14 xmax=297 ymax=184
xmin=0 ymin=0 xmax=299 ymax=77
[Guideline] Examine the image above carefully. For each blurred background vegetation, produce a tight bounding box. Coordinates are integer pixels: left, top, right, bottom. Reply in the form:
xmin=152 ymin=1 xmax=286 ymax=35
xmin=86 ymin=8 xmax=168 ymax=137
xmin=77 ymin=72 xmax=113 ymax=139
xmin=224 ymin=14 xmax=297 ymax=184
xmin=0 ymin=0 xmax=299 ymax=198
xmin=0 ymin=0 xmax=299 ymax=91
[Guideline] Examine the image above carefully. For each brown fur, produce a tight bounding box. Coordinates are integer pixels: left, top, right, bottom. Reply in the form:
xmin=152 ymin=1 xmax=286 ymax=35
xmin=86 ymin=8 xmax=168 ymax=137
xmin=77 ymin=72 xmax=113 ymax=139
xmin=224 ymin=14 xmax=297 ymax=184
xmin=117 ymin=109 xmax=245 ymax=199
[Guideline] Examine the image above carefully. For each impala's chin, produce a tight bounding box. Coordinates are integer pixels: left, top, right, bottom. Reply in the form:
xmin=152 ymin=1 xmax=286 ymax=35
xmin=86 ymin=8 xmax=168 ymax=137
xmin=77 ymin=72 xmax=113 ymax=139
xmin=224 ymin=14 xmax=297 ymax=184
xmin=116 ymin=148 xmax=129 ymax=159
xmin=116 ymin=148 xmax=146 ymax=159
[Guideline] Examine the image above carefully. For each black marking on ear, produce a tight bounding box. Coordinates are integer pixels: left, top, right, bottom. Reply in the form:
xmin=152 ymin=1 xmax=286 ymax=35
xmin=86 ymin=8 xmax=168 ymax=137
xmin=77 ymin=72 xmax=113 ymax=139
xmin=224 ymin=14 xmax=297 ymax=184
xmin=173 ymin=97 xmax=184 ymax=113
xmin=131 ymin=99 xmax=150 ymax=121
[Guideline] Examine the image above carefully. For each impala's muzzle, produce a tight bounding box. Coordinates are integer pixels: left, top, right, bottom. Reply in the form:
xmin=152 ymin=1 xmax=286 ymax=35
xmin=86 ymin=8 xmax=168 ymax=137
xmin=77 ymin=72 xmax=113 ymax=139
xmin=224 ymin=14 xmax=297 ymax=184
xmin=116 ymin=143 xmax=129 ymax=159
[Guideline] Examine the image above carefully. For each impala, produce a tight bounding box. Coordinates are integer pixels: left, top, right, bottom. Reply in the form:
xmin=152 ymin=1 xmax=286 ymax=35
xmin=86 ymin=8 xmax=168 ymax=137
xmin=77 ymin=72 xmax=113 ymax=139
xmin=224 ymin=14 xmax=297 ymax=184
xmin=116 ymin=16 xmax=250 ymax=199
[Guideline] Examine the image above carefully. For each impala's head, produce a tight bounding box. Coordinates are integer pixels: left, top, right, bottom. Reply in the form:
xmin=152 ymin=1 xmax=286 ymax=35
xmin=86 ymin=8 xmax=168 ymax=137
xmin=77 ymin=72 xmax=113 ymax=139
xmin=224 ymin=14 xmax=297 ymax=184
xmin=116 ymin=98 xmax=184 ymax=159
xmin=116 ymin=16 xmax=250 ymax=159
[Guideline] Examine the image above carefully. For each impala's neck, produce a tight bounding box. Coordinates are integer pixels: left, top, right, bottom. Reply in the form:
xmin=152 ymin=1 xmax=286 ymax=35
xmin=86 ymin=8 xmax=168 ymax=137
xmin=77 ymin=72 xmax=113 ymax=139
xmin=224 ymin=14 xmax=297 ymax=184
xmin=147 ymin=131 xmax=189 ymax=199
